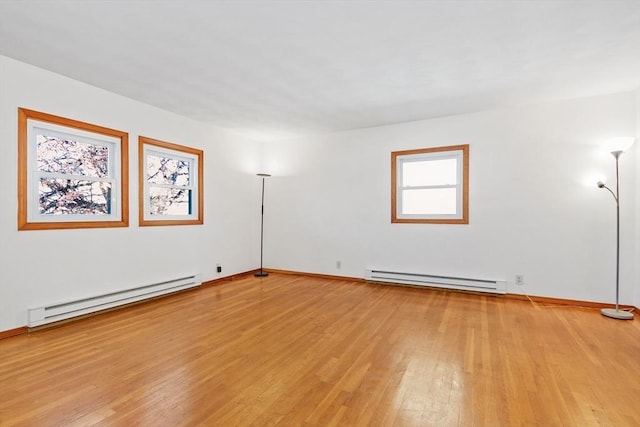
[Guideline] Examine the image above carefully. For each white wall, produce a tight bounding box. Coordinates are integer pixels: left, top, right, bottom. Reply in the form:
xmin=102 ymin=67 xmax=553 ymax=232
xmin=262 ymin=90 xmax=639 ymax=305
xmin=0 ymin=56 xmax=263 ymax=331
xmin=635 ymin=90 xmax=640 ymax=308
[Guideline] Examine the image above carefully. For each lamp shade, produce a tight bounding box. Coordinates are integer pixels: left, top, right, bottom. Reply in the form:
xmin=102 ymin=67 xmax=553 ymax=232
xmin=604 ymin=137 xmax=635 ymax=153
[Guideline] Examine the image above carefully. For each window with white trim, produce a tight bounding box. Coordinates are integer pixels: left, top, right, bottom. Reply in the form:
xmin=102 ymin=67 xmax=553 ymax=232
xmin=392 ymin=145 xmax=469 ymax=224
xmin=139 ymin=136 xmax=203 ymax=226
xmin=18 ymin=108 xmax=128 ymax=230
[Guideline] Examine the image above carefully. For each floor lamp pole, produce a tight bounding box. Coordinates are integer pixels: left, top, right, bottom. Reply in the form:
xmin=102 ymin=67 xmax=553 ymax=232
xmin=599 ymin=149 xmax=633 ymax=320
xmin=255 ymin=173 xmax=270 ymax=277
xmin=614 ymin=153 xmax=620 ymax=312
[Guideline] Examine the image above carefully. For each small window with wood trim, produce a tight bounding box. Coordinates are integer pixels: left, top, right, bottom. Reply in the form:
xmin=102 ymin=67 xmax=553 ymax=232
xmin=18 ymin=108 xmax=129 ymax=230
xmin=391 ymin=144 xmax=469 ymax=224
xmin=139 ymin=136 xmax=203 ymax=226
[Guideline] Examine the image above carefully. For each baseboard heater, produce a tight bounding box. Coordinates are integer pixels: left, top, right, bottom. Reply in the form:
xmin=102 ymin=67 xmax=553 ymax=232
xmin=365 ymin=269 xmax=506 ymax=294
xmin=27 ymin=274 xmax=201 ymax=327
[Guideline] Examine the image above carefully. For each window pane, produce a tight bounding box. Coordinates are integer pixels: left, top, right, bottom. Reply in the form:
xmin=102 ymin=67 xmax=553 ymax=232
xmin=36 ymin=134 xmax=109 ymax=178
xmin=146 ymin=155 xmax=190 ymax=186
xmin=403 ymin=158 xmax=457 ymax=186
xmin=149 ymin=187 xmax=191 ymax=215
xmin=39 ymin=178 xmax=112 ymax=214
xmin=402 ymin=188 xmax=457 ymax=215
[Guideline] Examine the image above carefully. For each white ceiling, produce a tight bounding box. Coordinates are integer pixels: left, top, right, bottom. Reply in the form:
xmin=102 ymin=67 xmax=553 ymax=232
xmin=1 ymin=0 xmax=639 ymax=141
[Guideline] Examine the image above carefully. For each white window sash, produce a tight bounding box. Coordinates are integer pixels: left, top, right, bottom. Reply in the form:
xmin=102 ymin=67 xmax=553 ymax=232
xmin=26 ymin=119 xmax=121 ymax=223
xmin=143 ymin=145 xmax=198 ymax=221
xmin=396 ymin=150 xmax=464 ymax=220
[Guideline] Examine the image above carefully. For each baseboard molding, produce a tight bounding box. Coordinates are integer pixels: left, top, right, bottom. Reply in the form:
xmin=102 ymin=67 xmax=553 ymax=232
xmin=0 ymin=326 xmax=28 ymax=340
xmin=2 ymin=269 xmax=636 ymax=339
xmin=201 ymin=269 xmax=260 ymax=288
xmin=265 ymin=268 xmax=364 ymax=282
xmin=504 ymin=293 xmax=637 ymax=311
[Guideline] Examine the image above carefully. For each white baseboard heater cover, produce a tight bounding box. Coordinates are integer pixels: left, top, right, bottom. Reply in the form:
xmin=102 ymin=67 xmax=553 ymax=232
xmin=27 ymin=274 xmax=201 ymax=327
xmin=365 ymin=269 xmax=506 ymax=294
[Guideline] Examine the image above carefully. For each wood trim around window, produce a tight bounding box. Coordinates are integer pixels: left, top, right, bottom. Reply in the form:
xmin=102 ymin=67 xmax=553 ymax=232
xmin=17 ymin=108 xmax=129 ymax=230
xmin=391 ymin=144 xmax=469 ymax=224
xmin=138 ymin=136 xmax=204 ymax=227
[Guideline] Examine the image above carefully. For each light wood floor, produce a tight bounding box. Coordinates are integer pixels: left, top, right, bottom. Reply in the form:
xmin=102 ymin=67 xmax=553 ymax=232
xmin=1 ymin=274 xmax=639 ymax=426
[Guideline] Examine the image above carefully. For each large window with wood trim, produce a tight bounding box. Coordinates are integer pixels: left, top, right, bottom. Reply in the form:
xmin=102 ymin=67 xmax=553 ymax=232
xmin=391 ymin=144 xmax=469 ymax=224
xmin=138 ymin=136 xmax=203 ymax=226
xmin=18 ymin=108 xmax=129 ymax=230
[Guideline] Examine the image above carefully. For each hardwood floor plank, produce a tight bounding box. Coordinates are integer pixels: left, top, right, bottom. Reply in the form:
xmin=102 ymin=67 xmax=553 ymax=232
xmin=1 ymin=273 xmax=639 ymax=426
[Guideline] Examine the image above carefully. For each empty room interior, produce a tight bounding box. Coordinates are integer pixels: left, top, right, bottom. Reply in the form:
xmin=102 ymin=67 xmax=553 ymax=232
xmin=0 ymin=1 xmax=639 ymax=426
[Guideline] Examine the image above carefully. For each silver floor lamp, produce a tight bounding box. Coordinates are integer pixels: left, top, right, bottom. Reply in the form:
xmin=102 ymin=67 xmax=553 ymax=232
xmin=255 ymin=173 xmax=271 ymax=277
xmin=597 ymin=137 xmax=635 ymax=320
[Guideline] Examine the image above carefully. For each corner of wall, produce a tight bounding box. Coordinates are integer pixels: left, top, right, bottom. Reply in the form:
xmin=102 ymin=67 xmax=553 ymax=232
xmin=634 ymin=89 xmax=640 ymax=308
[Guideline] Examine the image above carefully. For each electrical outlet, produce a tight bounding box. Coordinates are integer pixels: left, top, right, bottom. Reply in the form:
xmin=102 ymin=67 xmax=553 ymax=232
xmin=515 ymin=274 xmax=524 ymax=286
xmin=336 ymin=260 xmax=342 ymax=269
xmin=216 ymin=264 xmax=222 ymax=273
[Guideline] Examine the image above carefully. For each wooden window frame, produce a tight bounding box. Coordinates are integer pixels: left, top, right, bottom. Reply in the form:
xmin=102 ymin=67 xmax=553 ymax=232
xmin=138 ymin=136 xmax=203 ymax=227
xmin=391 ymin=144 xmax=469 ymax=224
xmin=18 ymin=108 xmax=129 ymax=231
